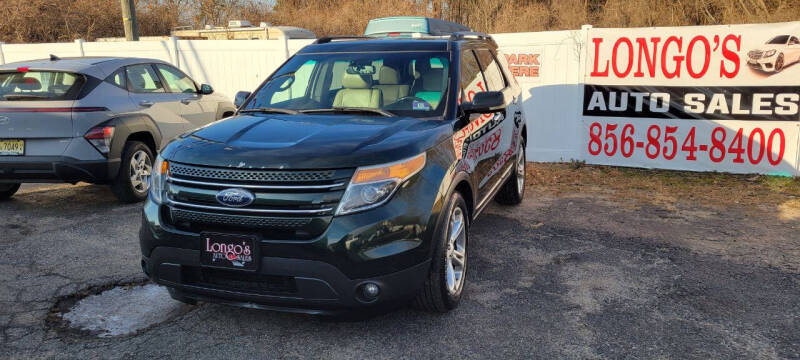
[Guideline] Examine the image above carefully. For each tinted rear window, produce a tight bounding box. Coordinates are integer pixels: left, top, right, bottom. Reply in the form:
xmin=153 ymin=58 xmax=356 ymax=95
xmin=0 ymin=71 xmax=85 ymax=101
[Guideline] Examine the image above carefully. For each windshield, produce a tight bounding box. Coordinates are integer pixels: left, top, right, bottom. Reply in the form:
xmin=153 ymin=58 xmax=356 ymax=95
xmin=0 ymin=71 xmax=84 ymax=101
xmin=766 ymin=35 xmax=790 ymax=45
xmin=242 ymin=51 xmax=451 ymax=118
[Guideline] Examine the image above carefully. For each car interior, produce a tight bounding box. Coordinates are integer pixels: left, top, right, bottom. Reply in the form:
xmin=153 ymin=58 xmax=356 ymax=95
xmin=248 ymin=53 xmax=450 ymax=117
xmin=0 ymin=71 xmax=80 ymax=99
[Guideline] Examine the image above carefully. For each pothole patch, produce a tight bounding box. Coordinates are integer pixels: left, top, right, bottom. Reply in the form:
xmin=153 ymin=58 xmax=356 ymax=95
xmin=47 ymin=280 xmax=192 ymax=338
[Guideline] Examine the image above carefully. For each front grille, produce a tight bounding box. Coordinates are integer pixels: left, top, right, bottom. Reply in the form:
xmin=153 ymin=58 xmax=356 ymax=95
xmin=169 ymin=163 xmax=336 ymax=183
xmin=170 ymin=208 xmax=312 ymax=229
xmin=748 ymin=50 xmax=763 ymax=59
xmin=163 ymin=162 xmax=353 ymax=239
xmin=182 ymin=267 xmax=298 ymax=294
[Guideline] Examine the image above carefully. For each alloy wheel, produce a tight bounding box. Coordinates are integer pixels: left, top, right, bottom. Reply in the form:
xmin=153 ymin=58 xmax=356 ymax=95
xmin=445 ymin=206 xmax=467 ymax=295
xmin=516 ymin=144 xmax=526 ymax=195
xmin=129 ymin=150 xmax=152 ymax=193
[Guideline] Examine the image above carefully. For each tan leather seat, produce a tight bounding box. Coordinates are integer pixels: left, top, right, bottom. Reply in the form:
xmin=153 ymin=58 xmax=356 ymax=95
xmin=413 ymin=68 xmax=445 ymax=108
xmin=372 ymin=66 xmax=409 ymax=105
xmin=333 ymin=73 xmax=382 ymax=108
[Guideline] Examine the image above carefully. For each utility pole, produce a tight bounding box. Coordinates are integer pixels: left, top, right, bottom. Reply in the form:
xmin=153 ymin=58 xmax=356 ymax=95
xmin=120 ymin=0 xmax=139 ymax=41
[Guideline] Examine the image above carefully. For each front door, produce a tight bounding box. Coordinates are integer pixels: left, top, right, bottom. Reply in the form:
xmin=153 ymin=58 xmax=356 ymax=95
xmin=125 ymin=63 xmax=190 ymax=146
xmin=154 ymin=64 xmax=215 ymax=129
xmin=455 ymin=48 xmax=514 ymax=206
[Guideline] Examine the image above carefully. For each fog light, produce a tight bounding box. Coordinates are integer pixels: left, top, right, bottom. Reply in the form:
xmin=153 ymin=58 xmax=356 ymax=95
xmin=362 ymin=283 xmax=380 ymax=299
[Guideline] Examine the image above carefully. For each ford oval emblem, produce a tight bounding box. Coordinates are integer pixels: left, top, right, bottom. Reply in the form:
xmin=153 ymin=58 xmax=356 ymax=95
xmin=216 ymin=188 xmax=255 ymax=208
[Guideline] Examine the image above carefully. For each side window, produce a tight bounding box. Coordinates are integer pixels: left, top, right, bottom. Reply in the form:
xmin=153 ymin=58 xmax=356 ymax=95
xmin=155 ymin=64 xmax=197 ymax=94
xmin=269 ymin=60 xmax=316 ymax=104
xmin=460 ymin=50 xmax=486 ymax=103
xmin=126 ymin=64 xmax=164 ymax=93
xmin=791 ymin=37 xmax=800 ymax=45
xmin=104 ymin=69 xmax=126 ymax=90
xmin=475 ymin=49 xmax=506 ymax=91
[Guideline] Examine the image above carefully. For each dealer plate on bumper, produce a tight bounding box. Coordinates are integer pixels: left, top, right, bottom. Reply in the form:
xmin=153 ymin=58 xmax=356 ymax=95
xmin=201 ymin=233 xmax=259 ymax=271
xmin=0 ymin=139 xmax=24 ymax=156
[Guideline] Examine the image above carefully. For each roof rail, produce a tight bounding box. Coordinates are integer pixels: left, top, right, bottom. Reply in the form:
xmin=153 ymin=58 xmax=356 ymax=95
xmin=449 ymin=31 xmax=491 ymax=41
xmin=449 ymin=31 xmax=497 ymax=48
xmin=313 ymin=36 xmax=373 ymax=44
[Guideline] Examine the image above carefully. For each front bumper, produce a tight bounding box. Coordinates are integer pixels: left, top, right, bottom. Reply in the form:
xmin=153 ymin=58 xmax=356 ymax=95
xmin=142 ymin=247 xmax=430 ymax=314
xmin=747 ymin=55 xmax=778 ymax=72
xmin=138 ymin=173 xmax=443 ymax=313
xmin=0 ymin=155 xmax=119 ymax=184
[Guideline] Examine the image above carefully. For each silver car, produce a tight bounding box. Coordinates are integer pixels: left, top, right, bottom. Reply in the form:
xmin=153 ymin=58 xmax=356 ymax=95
xmin=0 ymin=57 xmax=235 ymax=202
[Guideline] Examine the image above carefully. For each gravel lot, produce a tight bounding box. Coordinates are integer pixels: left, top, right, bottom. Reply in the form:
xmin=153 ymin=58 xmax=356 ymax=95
xmin=1 ymin=165 xmax=799 ymax=359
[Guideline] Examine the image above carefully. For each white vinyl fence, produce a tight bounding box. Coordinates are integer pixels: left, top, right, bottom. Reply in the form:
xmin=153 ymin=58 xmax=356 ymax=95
xmin=1 ymin=22 xmax=798 ymax=176
xmin=0 ymin=37 xmax=313 ymax=101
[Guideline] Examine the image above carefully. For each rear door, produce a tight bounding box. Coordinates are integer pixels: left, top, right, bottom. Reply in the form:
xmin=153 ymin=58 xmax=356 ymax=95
xmin=125 ymin=64 xmax=187 ymax=145
xmin=154 ymin=64 xmax=215 ymax=129
xmin=0 ymin=70 xmax=84 ymax=156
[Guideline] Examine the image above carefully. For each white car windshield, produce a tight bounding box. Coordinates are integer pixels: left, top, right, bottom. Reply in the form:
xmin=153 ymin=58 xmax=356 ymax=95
xmin=767 ymin=35 xmax=790 ymax=45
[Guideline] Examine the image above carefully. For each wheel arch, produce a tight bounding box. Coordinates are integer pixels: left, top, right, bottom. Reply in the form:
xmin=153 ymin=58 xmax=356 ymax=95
xmin=105 ymin=114 xmax=163 ymax=179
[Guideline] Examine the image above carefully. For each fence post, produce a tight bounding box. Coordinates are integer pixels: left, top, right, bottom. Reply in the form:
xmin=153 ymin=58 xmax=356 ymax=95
xmin=795 ymin=123 xmax=800 ymax=177
xmin=74 ymin=39 xmax=84 ymax=56
xmin=0 ymin=42 xmax=5 ymax=65
xmin=170 ymin=36 xmax=180 ymax=68
xmin=281 ymin=33 xmax=290 ymax=60
xmin=576 ymin=24 xmax=592 ymax=162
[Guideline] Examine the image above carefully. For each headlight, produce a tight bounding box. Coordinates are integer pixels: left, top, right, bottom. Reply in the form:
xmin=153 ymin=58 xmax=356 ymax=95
xmin=336 ymin=153 xmax=426 ymax=215
xmin=765 ymin=49 xmax=777 ymax=57
xmin=149 ymin=154 xmax=168 ymax=204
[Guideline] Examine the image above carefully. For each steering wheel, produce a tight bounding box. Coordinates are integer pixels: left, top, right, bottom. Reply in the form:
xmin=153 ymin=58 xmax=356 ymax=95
xmin=389 ymin=96 xmax=432 ymax=109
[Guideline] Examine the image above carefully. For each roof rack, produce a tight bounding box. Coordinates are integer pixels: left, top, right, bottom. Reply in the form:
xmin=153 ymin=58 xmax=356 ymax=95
xmin=313 ymin=36 xmax=373 ymax=44
xmin=449 ymin=31 xmax=497 ymax=48
xmin=449 ymin=31 xmax=491 ymax=41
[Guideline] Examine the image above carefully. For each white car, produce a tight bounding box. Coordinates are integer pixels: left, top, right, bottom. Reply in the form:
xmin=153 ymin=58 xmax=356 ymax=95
xmin=747 ymin=35 xmax=800 ymax=73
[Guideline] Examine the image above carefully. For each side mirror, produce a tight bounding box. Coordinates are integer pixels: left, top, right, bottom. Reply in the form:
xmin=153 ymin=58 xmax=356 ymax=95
xmin=234 ymin=91 xmax=251 ymax=108
xmin=199 ymin=84 xmax=214 ymax=95
xmin=462 ymin=91 xmax=506 ymax=114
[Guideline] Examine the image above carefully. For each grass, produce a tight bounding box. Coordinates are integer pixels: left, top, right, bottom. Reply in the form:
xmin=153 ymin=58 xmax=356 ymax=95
xmin=528 ymin=162 xmax=800 ymax=210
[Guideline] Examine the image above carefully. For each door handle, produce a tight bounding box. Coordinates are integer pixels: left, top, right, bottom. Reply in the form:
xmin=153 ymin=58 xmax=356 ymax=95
xmin=180 ymin=99 xmax=193 ymax=105
xmin=139 ymin=100 xmax=154 ymax=107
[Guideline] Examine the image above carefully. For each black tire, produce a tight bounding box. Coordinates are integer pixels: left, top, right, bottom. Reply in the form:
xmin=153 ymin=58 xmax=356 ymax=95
xmin=167 ymin=287 xmax=198 ymax=306
xmin=0 ymin=183 xmax=21 ymax=201
xmin=495 ymin=140 xmax=526 ymax=205
xmin=413 ymin=191 xmax=469 ymax=313
xmin=775 ymin=54 xmax=784 ymax=72
xmin=110 ymin=141 xmax=154 ymax=203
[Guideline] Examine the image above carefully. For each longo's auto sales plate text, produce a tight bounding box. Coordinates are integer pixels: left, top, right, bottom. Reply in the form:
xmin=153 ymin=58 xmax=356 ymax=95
xmin=582 ymin=22 xmax=800 ymax=174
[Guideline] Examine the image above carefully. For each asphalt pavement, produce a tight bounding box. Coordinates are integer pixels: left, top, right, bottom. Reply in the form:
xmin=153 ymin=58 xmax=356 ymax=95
xmin=0 ymin=182 xmax=798 ymax=359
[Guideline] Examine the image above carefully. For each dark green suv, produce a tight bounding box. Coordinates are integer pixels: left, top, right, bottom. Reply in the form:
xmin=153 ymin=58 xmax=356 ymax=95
xmin=140 ymin=32 xmax=528 ymax=314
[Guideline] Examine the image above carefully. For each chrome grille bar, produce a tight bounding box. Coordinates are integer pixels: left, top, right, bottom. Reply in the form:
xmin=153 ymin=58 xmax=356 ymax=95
xmin=167 ymin=177 xmax=345 ymax=190
xmin=166 ymin=199 xmax=334 ymax=215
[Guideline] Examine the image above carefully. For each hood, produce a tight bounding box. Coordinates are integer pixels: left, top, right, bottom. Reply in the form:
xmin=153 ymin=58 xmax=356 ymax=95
xmin=163 ymin=114 xmax=453 ymax=169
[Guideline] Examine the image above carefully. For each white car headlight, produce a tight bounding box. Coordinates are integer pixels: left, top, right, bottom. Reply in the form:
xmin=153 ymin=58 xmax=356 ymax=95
xmin=336 ymin=153 xmax=426 ymax=215
xmin=149 ymin=154 xmax=168 ymax=204
xmin=765 ymin=49 xmax=777 ymax=57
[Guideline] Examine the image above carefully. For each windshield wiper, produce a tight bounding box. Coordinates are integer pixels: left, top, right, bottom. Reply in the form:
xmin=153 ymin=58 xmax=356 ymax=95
xmin=238 ymin=107 xmax=299 ymax=115
xmin=300 ymin=107 xmax=394 ymax=117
